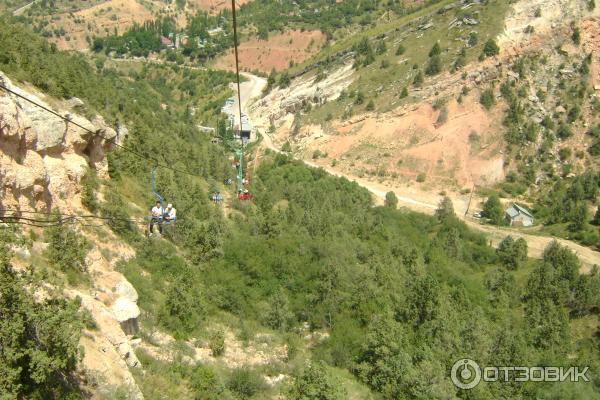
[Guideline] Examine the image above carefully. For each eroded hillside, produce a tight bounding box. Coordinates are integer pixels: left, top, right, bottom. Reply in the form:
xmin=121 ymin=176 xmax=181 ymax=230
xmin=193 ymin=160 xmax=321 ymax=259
xmin=0 ymin=73 xmax=144 ymax=398
xmin=250 ymin=0 xmax=600 ymax=250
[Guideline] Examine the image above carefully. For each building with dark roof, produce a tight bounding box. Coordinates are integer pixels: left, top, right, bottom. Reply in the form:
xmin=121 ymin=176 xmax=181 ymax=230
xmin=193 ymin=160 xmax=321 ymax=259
xmin=505 ymin=203 xmax=534 ymax=227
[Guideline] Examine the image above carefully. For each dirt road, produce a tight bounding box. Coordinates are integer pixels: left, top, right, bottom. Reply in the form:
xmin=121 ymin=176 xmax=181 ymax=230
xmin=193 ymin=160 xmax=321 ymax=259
xmin=230 ymin=73 xmax=267 ymax=126
xmin=245 ymin=75 xmax=599 ymax=273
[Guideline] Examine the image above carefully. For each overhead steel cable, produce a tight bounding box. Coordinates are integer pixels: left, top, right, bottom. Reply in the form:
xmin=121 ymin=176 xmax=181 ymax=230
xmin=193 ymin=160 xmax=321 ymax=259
xmin=0 ymin=208 xmax=145 ymax=222
xmin=230 ymin=0 xmax=244 ymax=136
xmin=0 ymin=209 xmax=156 ymax=227
xmin=0 ymin=83 xmax=205 ymax=178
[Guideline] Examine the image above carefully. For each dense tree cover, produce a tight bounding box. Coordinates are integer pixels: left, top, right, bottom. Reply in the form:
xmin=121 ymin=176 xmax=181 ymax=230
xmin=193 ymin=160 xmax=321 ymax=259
xmin=92 ymin=18 xmax=175 ymax=57
xmin=91 ymin=11 xmax=233 ymax=60
xmin=533 ymin=172 xmax=600 ymax=246
xmin=44 ymin=222 xmax=91 ymax=284
xmin=0 ymin=228 xmax=84 ymax=399
xmin=196 ymin=156 xmax=599 ymax=398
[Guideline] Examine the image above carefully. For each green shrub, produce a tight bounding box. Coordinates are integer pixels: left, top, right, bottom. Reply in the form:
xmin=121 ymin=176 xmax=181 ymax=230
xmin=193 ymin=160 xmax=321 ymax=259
xmin=44 ymin=222 xmax=90 ymax=276
xmin=81 ymin=168 xmax=100 ymax=212
xmin=428 ymin=42 xmax=441 ymax=57
xmin=468 ymin=32 xmax=478 ymax=47
xmin=160 ymin=271 xmax=206 ymax=338
xmin=413 ymin=70 xmax=424 ymax=86
xmin=101 ymin=192 xmax=135 ymax=237
xmin=263 ymin=288 xmax=295 ymax=331
xmin=354 ymin=91 xmax=365 ymax=105
xmin=385 ymin=191 xmax=398 ymax=208
xmin=416 ymin=173 xmax=426 ymax=183
xmin=559 ymin=148 xmax=572 ymax=161
xmin=227 ymin=368 xmax=265 ymax=399
xmin=557 ymin=123 xmax=573 ymax=139
xmin=496 ymin=236 xmax=528 ymax=270
xmin=479 ymin=87 xmax=495 ymax=110
xmin=425 ymin=55 xmax=442 ymax=76
xmin=589 ymin=140 xmax=600 ymax=156
xmin=572 ymin=27 xmax=581 ymax=45
xmin=483 ymin=39 xmax=500 ymax=57
xmin=483 ymin=193 xmax=504 ymax=225
xmin=288 ymin=362 xmax=347 ymax=400
xmin=279 ymin=71 xmax=291 ymax=88
xmin=189 ymin=364 xmax=223 ymax=400
xmin=209 ymin=329 xmax=226 ymax=357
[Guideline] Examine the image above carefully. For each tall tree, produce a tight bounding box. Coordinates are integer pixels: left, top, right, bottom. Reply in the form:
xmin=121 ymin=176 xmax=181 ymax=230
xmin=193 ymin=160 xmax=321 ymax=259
xmin=483 ymin=194 xmax=504 ymax=225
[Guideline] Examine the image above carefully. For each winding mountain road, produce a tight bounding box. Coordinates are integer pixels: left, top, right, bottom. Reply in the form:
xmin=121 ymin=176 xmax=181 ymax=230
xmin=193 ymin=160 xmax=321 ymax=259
xmin=238 ymin=74 xmax=600 ymax=273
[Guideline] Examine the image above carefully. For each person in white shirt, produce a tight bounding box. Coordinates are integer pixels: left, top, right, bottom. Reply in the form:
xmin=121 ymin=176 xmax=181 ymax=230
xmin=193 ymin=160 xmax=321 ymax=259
xmin=149 ymin=201 xmax=164 ymax=235
xmin=165 ymin=203 xmax=177 ymax=223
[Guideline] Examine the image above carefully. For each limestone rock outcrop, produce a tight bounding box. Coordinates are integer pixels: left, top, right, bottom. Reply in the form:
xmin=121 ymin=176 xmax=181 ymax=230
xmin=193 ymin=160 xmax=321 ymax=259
xmin=0 ymin=72 xmax=115 ymax=212
xmin=1 ymin=72 xmax=144 ymax=398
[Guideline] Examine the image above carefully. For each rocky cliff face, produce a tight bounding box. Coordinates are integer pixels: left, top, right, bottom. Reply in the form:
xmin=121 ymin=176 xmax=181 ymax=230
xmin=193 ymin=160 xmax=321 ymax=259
xmin=0 ymin=72 xmax=117 ymax=213
xmin=0 ymin=72 xmax=144 ymax=398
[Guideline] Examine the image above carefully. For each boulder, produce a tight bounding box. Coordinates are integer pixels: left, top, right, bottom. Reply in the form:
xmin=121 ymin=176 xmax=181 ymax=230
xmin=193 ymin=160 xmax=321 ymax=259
xmin=117 ymin=342 xmax=140 ymax=368
xmin=20 ymin=102 xmax=67 ymax=152
xmin=65 ymin=114 xmax=95 ymax=151
xmin=112 ymin=298 xmax=140 ymax=336
xmin=92 ymin=115 xmax=117 ymax=142
xmin=67 ymin=97 xmax=85 ymax=109
xmin=116 ymin=124 xmax=129 ymax=145
xmin=115 ymin=280 xmax=139 ymax=303
xmin=112 ymin=298 xmax=140 ymax=322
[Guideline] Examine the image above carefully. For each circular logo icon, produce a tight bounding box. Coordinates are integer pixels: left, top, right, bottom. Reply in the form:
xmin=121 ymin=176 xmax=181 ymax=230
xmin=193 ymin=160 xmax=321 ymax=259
xmin=451 ymin=358 xmax=481 ymax=390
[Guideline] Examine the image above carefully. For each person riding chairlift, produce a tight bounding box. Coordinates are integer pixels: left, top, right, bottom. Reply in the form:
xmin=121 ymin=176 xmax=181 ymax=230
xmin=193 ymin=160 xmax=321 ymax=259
xmin=149 ymin=201 xmax=163 ymax=236
xmin=212 ymin=191 xmax=223 ymax=204
xmin=164 ymin=203 xmax=177 ymax=223
xmin=237 ymin=188 xmax=252 ymax=201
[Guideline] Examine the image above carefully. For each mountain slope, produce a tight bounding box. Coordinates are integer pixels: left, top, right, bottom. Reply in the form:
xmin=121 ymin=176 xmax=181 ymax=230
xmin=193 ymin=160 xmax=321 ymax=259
xmin=1 ymin=6 xmax=600 ymax=400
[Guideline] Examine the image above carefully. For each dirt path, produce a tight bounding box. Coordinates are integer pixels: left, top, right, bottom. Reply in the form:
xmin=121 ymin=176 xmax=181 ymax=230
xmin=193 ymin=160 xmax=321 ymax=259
xmin=245 ymin=74 xmax=599 ymax=273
